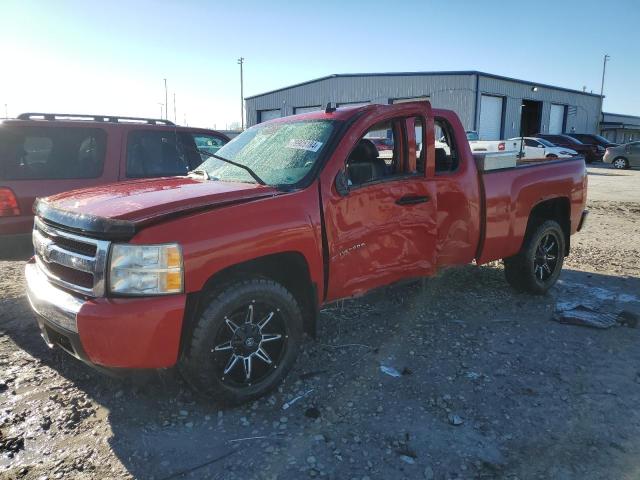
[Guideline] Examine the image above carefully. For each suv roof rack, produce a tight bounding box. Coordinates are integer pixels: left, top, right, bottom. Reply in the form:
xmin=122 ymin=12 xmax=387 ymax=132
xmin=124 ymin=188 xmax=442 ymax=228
xmin=16 ymin=113 xmax=175 ymax=126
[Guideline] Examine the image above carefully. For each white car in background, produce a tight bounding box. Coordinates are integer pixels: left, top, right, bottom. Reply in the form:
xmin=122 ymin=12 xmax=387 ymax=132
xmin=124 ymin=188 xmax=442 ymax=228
xmin=506 ymin=137 xmax=578 ymax=159
xmin=466 ymin=130 xmax=514 ymax=154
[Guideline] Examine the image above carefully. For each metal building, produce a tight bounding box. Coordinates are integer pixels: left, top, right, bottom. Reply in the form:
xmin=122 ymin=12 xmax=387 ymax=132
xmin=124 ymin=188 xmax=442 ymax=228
xmin=245 ymin=71 xmax=602 ymax=140
xmin=600 ymin=112 xmax=640 ymax=144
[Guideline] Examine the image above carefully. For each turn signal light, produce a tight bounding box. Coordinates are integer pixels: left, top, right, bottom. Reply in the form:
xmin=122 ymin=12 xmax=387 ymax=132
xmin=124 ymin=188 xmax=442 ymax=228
xmin=0 ymin=188 xmax=20 ymax=217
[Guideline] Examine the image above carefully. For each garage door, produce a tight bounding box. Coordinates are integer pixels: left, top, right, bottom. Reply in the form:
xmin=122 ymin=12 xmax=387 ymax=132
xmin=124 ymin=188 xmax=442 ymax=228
xmin=294 ymin=106 xmax=321 ymax=114
xmin=549 ymin=104 xmax=565 ymax=134
xmin=259 ymin=109 xmax=281 ymax=123
xmin=479 ymin=95 xmax=503 ymax=140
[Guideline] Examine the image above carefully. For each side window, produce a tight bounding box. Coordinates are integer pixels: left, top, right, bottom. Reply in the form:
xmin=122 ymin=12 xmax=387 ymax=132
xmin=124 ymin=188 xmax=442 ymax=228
xmin=192 ymin=134 xmax=228 ymax=161
xmin=126 ymin=131 xmax=194 ymax=178
xmin=434 ymin=119 xmax=459 ymax=174
xmin=524 ymin=139 xmax=537 ymax=147
xmin=346 ymin=120 xmax=403 ymax=187
xmin=0 ymin=127 xmax=106 ymax=180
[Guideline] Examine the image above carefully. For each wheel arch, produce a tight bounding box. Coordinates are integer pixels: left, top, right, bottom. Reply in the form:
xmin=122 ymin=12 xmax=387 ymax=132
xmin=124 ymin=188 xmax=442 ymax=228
xmin=181 ymin=251 xmax=318 ymax=357
xmin=525 ymin=197 xmax=571 ymax=255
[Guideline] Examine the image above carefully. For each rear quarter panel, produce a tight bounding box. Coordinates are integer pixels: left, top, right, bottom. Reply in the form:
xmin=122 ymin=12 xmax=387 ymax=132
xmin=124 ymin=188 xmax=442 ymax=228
xmin=477 ymin=158 xmax=586 ymax=264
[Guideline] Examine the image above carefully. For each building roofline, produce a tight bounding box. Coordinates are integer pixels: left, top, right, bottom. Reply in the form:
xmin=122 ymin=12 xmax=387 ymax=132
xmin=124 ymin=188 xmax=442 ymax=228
xmin=245 ymin=70 xmax=603 ymax=100
xmin=603 ymin=111 xmax=640 ymax=121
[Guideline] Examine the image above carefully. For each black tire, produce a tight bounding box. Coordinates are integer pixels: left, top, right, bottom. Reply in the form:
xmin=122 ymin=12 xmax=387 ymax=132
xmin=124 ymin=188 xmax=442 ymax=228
xmin=546 ymin=154 xmax=558 ymax=159
xmin=612 ymin=157 xmax=629 ymax=170
xmin=503 ymin=220 xmax=565 ymax=295
xmin=180 ymin=278 xmax=303 ymax=405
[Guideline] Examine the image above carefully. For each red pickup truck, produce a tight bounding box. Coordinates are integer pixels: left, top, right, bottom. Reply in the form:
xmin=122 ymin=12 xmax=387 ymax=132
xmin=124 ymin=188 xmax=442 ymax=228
xmin=25 ymin=102 xmax=588 ymax=404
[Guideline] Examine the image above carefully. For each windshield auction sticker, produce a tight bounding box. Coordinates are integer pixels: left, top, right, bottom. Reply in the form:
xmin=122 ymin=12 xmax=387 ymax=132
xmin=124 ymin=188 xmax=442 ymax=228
xmin=287 ymin=139 xmax=323 ymax=152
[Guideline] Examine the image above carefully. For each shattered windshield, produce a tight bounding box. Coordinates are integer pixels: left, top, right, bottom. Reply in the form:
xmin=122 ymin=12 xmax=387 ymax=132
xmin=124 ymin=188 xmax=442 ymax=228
xmin=197 ymin=120 xmax=337 ymax=186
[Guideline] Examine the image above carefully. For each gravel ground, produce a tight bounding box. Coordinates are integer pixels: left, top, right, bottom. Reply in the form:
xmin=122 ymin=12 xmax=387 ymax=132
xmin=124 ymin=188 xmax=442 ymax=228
xmin=1 ymin=163 xmax=639 ymax=480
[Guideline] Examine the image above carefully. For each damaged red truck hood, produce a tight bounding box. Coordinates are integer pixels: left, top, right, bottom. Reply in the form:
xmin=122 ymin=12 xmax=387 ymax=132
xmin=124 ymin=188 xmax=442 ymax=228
xmin=35 ymin=177 xmax=278 ymax=237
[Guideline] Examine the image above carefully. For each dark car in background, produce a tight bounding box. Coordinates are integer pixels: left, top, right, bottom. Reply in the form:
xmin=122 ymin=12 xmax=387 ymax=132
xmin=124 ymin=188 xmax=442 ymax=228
xmin=0 ymin=113 xmax=229 ymax=252
xmin=567 ymin=133 xmax=617 ymax=148
xmin=535 ymin=133 xmax=603 ymax=163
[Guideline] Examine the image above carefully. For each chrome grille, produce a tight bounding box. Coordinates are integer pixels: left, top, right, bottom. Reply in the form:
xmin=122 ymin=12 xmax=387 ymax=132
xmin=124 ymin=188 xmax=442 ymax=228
xmin=33 ymin=217 xmax=110 ymax=297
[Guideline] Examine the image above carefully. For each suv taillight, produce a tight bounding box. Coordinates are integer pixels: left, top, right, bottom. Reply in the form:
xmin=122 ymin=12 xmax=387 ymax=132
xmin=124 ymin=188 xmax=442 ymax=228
xmin=498 ymin=142 xmax=505 ymax=151
xmin=0 ymin=188 xmax=20 ymax=217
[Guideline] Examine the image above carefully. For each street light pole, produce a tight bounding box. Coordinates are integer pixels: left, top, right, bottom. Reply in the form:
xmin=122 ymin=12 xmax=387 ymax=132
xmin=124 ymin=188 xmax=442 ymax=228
xmin=173 ymin=93 xmax=177 ymax=124
xmin=158 ymin=103 xmax=164 ymax=119
xmin=238 ymin=57 xmax=245 ymax=130
xmin=164 ymin=78 xmax=168 ymax=120
xmin=3 ymin=104 xmax=7 ymax=119
xmin=597 ymin=54 xmax=610 ymax=134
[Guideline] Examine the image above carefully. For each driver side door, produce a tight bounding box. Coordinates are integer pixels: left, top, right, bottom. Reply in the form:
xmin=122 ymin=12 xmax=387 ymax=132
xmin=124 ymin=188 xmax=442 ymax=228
xmin=320 ymin=106 xmax=438 ymax=300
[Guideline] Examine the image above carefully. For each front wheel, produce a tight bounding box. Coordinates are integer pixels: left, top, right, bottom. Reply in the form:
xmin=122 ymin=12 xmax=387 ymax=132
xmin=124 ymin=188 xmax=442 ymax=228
xmin=180 ymin=278 xmax=303 ymax=405
xmin=612 ymin=157 xmax=629 ymax=169
xmin=504 ymin=220 xmax=565 ymax=295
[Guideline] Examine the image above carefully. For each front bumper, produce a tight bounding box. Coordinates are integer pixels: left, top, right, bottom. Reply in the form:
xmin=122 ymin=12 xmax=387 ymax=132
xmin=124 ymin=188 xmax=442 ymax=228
xmin=25 ymin=261 xmax=187 ymax=369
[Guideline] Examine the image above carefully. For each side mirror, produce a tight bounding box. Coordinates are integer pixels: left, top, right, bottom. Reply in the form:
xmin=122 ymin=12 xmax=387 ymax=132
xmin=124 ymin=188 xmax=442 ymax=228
xmin=335 ymin=169 xmax=350 ymax=197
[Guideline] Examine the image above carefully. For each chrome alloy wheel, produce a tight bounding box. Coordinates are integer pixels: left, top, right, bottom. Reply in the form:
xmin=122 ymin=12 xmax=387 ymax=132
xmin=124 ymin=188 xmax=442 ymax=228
xmin=212 ymin=302 xmax=286 ymax=386
xmin=533 ymin=232 xmax=559 ymax=282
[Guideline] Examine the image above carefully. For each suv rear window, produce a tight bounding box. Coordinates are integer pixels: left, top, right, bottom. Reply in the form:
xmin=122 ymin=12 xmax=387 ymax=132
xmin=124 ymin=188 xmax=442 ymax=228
xmin=126 ymin=130 xmax=206 ymax=178
xmin=0 ymin=126 xmax=106 ymax=180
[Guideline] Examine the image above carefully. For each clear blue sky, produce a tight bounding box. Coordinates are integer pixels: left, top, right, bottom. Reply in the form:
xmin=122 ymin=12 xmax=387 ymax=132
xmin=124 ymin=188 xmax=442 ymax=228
xmin=2 ymin=0 xmax=638 ymax=129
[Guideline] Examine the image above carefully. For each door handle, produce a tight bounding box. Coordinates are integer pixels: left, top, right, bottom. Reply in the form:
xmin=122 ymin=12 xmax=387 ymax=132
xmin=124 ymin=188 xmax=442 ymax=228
xmin=396 ymin=195 xmax=430 ymax=206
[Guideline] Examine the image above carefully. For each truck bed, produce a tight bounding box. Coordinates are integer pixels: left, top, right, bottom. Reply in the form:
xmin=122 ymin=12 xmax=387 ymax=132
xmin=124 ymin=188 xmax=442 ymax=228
xmin=476 ymin=157 xmax=587 ymax=264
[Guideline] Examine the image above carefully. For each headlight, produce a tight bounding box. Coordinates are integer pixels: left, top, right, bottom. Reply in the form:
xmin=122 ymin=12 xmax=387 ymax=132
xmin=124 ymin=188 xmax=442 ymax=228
xmin=109 ymin=243 xmax=183 ymax=295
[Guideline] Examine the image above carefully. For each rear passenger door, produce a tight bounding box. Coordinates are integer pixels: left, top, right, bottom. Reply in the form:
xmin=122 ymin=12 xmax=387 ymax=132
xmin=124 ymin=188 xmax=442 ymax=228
xmin=321 ymin=106 xmax=438 ymax=300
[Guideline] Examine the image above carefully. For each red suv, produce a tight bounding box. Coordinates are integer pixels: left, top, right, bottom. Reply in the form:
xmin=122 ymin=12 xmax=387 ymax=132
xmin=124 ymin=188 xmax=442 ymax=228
xmin=0 ymin=113 xmax=229 ymax=251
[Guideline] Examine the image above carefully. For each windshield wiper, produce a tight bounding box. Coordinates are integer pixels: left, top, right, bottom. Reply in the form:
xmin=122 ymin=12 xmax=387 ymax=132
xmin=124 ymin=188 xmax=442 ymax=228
xmin=196 ymin=149 xmax=266 ymax=186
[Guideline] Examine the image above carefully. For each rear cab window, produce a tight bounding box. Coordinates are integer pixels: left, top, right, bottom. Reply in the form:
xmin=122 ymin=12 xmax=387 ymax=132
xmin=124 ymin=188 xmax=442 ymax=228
xmin=0 ymin=126 xmax=106 ymax=180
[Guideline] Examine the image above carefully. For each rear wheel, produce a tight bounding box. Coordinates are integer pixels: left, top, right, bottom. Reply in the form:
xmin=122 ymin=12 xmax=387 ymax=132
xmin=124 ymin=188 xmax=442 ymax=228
xmin=504 ymin=220 xmax=565 ymax=295
xmin=546 ymin=154 xmax=558 ymax=159
xmin=612 ymin=157 xmax=629 ymax=169
xmin=180 ymin=278 xmax=303 ymax=405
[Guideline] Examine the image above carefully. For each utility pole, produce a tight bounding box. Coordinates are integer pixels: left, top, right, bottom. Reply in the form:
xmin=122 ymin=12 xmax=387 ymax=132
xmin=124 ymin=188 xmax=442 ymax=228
xmin=173 ymin=93 xmax=177 ymax=124
xmin=237 ymin=57 xmax=245 ymax=130
xmin=158 ymin=103 xmax=164 ymax=119
xmin=164 ymin=78 xmax=168 ymax=120
xmin=3 ymin=104 xmax=7 ymax=119
xmin=598 ymin=54 xmax=610 ymax=133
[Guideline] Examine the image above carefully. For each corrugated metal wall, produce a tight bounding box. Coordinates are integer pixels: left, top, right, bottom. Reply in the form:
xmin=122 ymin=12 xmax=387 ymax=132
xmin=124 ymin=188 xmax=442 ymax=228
xmin=477 ymin=76 xmax=601 ymax=137
xmin=246 ymin=74 xmax=476 ymax=129
xmin=245 ymin=73 xmax=601 ymax=137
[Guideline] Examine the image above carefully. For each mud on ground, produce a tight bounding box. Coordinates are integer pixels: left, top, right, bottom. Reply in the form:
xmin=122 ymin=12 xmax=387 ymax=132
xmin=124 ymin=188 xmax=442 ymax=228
xmin=1 ymin=168 xmax=639 ymax=480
